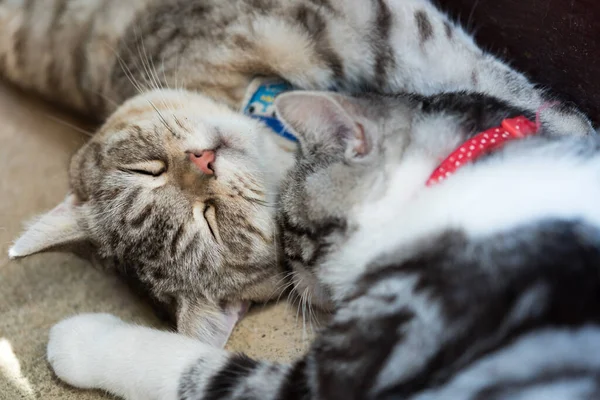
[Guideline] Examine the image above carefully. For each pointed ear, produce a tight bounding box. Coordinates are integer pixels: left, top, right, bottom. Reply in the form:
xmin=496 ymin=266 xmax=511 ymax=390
xmin=9 ymin=194 xmax=87 ymax=259
xmin=275 ymin=91 xmax=371 ymax=159
xmin=177 ymin=296 xmax=250 ymax=348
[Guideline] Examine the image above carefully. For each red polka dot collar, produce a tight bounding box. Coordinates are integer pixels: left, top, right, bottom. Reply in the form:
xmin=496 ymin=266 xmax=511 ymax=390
xmin=426 ymin=116 xmax=538 ymax=186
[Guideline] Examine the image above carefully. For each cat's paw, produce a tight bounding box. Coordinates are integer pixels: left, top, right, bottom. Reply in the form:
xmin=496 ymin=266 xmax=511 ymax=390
xmin=47 ymin=313 xmax=125 ymax=388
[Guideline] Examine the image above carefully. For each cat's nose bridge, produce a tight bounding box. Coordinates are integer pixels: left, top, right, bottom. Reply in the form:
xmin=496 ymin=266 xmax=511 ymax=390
xmin=188 ymin=150 xmax=215 ymax=175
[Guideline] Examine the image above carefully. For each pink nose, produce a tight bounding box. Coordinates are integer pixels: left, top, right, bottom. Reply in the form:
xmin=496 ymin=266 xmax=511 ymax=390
xmin=189 ymin=150 xmax=215 ymax=175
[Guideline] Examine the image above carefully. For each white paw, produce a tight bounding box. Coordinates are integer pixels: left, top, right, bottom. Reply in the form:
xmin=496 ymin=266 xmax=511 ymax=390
xmin=47 ymin=313 xmax=125 ymax=389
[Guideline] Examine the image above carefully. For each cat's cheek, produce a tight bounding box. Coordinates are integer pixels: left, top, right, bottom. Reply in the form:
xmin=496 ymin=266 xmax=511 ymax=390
xmin=47 ymin=313 xmax=125 ymax=389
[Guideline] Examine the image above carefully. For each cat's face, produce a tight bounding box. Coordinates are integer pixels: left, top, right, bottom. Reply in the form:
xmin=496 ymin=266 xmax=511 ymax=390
xmin=275 ymin=92 xmax=411 ymax=311
xmin=10 ymin=89 xmax=291 ymax=345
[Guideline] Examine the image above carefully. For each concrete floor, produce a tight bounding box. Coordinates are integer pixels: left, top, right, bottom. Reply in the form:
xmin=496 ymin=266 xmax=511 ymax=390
xmin=0 ymin=83 xmax=312 ymax=399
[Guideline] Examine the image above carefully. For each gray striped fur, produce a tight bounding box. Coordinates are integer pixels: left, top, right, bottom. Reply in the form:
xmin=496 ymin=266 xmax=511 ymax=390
xmin=0 ymin=0 xmax=595 ymax=128
xmin=174 ymin=92 xmax=600 ymax=399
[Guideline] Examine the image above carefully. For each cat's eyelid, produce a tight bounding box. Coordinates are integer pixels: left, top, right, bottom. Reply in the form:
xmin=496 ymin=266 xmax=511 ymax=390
xmin=120 ymin=160 xmax=167 ymax=176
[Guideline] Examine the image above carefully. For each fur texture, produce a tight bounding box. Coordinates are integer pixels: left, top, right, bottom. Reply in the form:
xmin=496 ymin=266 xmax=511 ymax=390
xmin=3 ymin=0 xmax=595 ymax=343
xmin=45 ymin=91 xmax=600 ymax=399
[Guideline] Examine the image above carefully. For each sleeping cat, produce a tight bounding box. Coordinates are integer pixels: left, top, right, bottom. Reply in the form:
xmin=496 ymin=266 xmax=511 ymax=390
xmin=46 ymin=91 xmax=600 ymax=399
xmin=4 ymin=0 xmax=595 ymax=345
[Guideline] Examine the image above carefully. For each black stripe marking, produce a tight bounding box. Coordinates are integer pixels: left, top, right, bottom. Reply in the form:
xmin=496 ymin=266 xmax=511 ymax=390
xmin=181 ymin=232 xmax=201 ymax=261
xmin=76 ymin=147 xmax=91 ymax=200
xmin=72 ymin=8 xmax=97 ymax=113
xmin=276 ymin=359 xmax=310 ymax=400
xmin=315 ymin=309 xmax=414 ymax=399
xmin=373 ymin=0 xmax=394 ymax=89
xmin=415 ymin=10 xmax=434 ymax=44
xmin=122 ymin=187 xmax=142 ymax=214
xmin=471 ymin=70 xmax=479 ymax=87
xmin=372 ymin=221 xmax=600 ymax=398
xmin=203 ymin=354 xmax=260 ymax=400
xmin=13 ymin=0 xmax=34 ymax=71
xmin=130 ymin=203 xmax=153 ymax=227
xmin=443 ymin=21 xmax=453 ymax=39
xmin=471 ymin=369 xmax=600 ymax=400
xmin=280 ymin=211 xmax=313 ymax=237
xmin=295 ymin=4 xmax=344 ymax=80
xmin=89 ymin=142 xmax=104 ymax=167
xmin=170 ymin=224 xmax=185 ymax=256
xmin=45 ymin=0 xmax=68 ymax=93
xmin=307 ymin=0 xmax=335 ymax=13
xmin=306 ymin=219 xmax=346 ymax=269
xmin=280 ymin=212 xmax=346 ymax=270
xmin=246 ymin=0 xmax=275 ymax=14
xmin=418 ymin=92 xmax=530 ymax=136
xmin=295 ymin=5 xmax=324 ymax=36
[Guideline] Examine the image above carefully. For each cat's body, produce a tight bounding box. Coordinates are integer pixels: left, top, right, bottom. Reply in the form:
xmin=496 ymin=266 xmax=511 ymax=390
xmin=4 ymin=0 xmax=596 ymax=344
xmin=47 ymin=91 xmax=600 ymax=399
xmin=4 ymin=0 xmax=595 ymax=121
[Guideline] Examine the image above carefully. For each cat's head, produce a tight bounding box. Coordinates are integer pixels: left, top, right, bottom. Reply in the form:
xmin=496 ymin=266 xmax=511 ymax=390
xmin=275 ymin=90 xmax=529 ymax=310
xmin=10 ymin=89 xmax=291 ymax=346
xmin=275 ymin=92 xmax=413 ymax=311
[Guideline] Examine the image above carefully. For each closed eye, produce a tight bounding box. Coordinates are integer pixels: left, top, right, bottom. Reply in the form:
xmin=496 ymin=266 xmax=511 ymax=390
xmin=120 ymin=160 xmax=166 ymax=177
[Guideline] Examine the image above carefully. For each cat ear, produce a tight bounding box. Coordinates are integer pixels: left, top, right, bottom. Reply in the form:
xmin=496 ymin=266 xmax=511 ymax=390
xmin=176 ymin=296 xmax=249 ymax=348
xmin=275 ymin=91 xmax=371 ymax=159
xmin=8 ymin=194 xmax=87 ymax=259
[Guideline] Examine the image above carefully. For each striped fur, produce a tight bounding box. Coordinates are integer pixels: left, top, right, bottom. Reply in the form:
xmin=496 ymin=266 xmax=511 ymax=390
xmin=5 ymin=0 xmax=597 ymax=351
xmin=46 ymin=91 xmax=600 ymax=399
xmin=0 ymin=0 xmax=595 ymax=124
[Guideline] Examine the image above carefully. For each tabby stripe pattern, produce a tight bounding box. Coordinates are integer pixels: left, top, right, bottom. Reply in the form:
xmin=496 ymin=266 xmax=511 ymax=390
xmin=1 ymin=0 xmax=591 ymax=133
xmin=178 ymin=221 xmax=600 ymax=400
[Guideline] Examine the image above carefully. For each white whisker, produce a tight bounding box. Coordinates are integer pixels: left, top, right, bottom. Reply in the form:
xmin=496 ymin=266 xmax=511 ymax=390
xmin=260 ymin=270 xmax=297 ymax=310
xmin=146 ymin=99 xmax=178 ymax=137
xmin=106 ymin=35 xmax=148 ymax=95
xmin=301 ymin=286 xmax=308 ymax=340
xmin=45 ymin=114 xmax=95 ymax=137
xmin=135 ymin=30 xmax=159 ymax=93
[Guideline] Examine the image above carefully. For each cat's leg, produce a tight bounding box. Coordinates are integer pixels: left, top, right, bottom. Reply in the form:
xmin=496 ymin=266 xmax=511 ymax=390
xmin=0 ymin=0 xmax=150 ymax=116
xmin=46 ymin=302 xmax=446 ymax=400
xmin=47 ymin=313 xmax=298 ymax=400
xmin=381 ymin=0 xmax=596 ymax=136
xmin=311 ymin=0 xmax=594 ymax=136
xmin=48 ymin=314 xmax=220 ymax=400
xmin=176 ymin=297 xmax=250 ymax=348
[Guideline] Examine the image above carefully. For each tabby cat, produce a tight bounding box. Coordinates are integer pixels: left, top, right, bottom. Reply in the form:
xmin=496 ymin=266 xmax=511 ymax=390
xmin=4 ymin=0 xmax=594 ymax=345
xmin=47 ymin=91 xmax=600 ymax=399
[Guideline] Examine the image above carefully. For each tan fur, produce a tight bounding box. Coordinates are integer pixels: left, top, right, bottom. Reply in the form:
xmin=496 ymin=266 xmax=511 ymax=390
xmin=0 ymin=0 xmax=154 ymax=114
xmin=0 ymin=0 xmax=338 ymax=117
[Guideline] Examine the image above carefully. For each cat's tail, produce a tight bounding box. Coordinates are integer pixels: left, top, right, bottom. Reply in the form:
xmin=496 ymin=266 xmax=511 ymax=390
xmin=0 ymin=0 xmax=153 ymax=119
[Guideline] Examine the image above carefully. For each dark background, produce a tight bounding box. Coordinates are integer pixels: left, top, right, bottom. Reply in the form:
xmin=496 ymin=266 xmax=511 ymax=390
xmin=436 ymin=0 xmax=599 ymax=127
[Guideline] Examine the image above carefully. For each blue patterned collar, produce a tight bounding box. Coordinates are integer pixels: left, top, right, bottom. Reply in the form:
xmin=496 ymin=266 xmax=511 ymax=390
xmin=241 ymin=78 xmax=298 ymax=142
